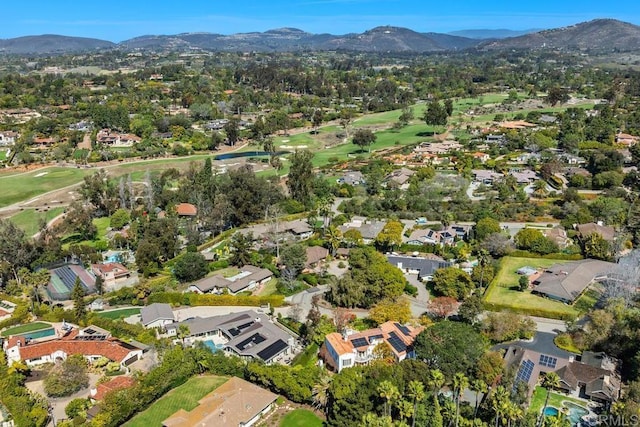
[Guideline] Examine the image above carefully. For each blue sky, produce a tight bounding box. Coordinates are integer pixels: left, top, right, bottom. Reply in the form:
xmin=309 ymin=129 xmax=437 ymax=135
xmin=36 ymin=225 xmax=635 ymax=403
xmin=3 ymin=0 xmax=639 ymax=41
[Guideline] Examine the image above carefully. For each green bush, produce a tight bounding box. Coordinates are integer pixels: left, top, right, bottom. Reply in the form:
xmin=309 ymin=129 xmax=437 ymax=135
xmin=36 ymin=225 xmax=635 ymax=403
xmin=509 ymin=250 xmax=583 ymax=260
xmin=209 ymin=259 xmax=230 ymax=271
xmin=147 ymin=292 xmax=285 ymax=308
xmin=44 ymin=355 xmax=89 ymax=397
xmin=300 ymin=273 xmax=318 ymax=286
xmin=404 ymin=283 xmax=418 ymax=296
xmin=482 ymin=301 xmax=577 ymax=321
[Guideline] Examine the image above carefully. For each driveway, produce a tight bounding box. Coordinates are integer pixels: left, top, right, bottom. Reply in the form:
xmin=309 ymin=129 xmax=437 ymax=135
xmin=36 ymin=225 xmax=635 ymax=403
xmin=404 ymin=274 xmax=431 ymax=317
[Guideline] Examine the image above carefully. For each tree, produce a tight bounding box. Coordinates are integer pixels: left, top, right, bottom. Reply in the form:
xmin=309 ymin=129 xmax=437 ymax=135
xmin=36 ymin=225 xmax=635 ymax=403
xmin=229 ymin=232 xmax=253 ymax=266
xmin=344 ymin=229 xmax=363 ymax=247
xmin=280 ymin=243 xmax=307 ymax=278
xmin=94 ymin=275 xmax=104 ymax=296
xmin=581 ymin=232 xmax=612 ymax=261
xmin=475 ymin=217 xmax=501 ymax=241
xmin=547 ymin=87 xmax=569 ymax=106
xmin=223 ymin=118 xmax=240 ymax=146
xmin=414 ymin=321 xmax=485 ymax=378
xmin=475 ymin=351 xmax=505 ymax=388
xmin=429 ymin=296 xmax=457 ymax=319
xmin=519 ymin=275 xmax=529 ymax=291
xmin=458 ymin=294 xmax=484 ymax=325
xmin=65 ymin=398 xmax=89 ymax=419
xmin=287 ymin=150 xmax=315 ymax=208
xmin=173 ymin=252 xmax=208 ymax=282
xmin=110 ymin=209 xmax=130 ymax=230
xmin=407 ymin=380 xmax=425 ymax=427
xmin=539 ymin=373 xmax=561 ymax=427
xmin=470 ymin=379 xmax=487 ymax=418
xmin=353 ymin=128 xmax=377 ymax=153
xmin=71 ymin=278 xmax=86 ymax=321
xmin=339 ymin=108 xmax=355 ymax=139
xmin=44 ymin=354 xmax=89 ymax=397
xmin=481 ymin=232 xmax=514 ymax=257
xmin=482 ymin=312 xmax=536 ymax=342
xmin=369 ymin=298 xmax=412 ymax=324
xmin=431 ymin=267 xmax=474 ymax=300
xmin=374 ymin=220 xmax=404 ymax=252
xmin=325 ymin=225 xmax=342 ymax=257
xmin=312 ymin=109 xmax=323 ymax=133
xmin=423 ymin=100 xmax=448 ymax=126
xmin=177 ymin=324 xmax=191 ymax=347
xmin=377 ymin=380 xmax=400 ymax=418
xmin=398 ymin=107 xmax=414 ymax=127
xmin=453 ymin=372 xmax=469 ymax=427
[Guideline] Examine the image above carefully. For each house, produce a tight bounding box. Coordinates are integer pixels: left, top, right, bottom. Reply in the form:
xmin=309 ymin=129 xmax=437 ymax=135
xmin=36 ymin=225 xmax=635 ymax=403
xmin=47 ymin=263 xmax=97 ymax=301
xmin=616 ymin=132 xmax=639 ymax=146
xmin=472 ymin=169 xmax=502 ymax=185
xmin=472 ymin=152 xmax=490 ymax=163
xmin=91 ymin=263 xmax=130 ymax=289
xmin=386 ymin=254 xmax=452 ymax=282
xmin=175 ymin=203 xmax=197 ymax=217
xmin=407 ymin=228 xmax=442 ymax=246
xmin=165 ymin=310 xmax=295 ymax=364
xmin=3 ymin=325 xmax=143 ymax=369
xmin=339 ymin=218 xmax=387 ymax=245
xmin=485 ymin=134 xmax=506 ymax=144
xmin=504 ymin=344 xmax=574 ymax=396
xmin=337 ymin=171 xmax=365 ymax=186
xmin=90 ymin=376 xmax=135 ymax=401
xmin=386 ymin=167 xmax=415 ymax=189
xmin=444 ymin=224 xmax=471 ymax=241
xmin=305 ymin=246 xmax=329 ymax=268
xmin=576 ymin=222 xmax=616 ymax=243
xmin=499 ymin=120 xmax=536 ymax=130
xmin=319 ymin=321 xmax=424 ymax=372
xmin=560 ymin=154 xmax=587 ymax=165
xmin=187 ymin=265 xmax=273 ymax=295
xmin=413 ymin=141 xmax=462 ymax=155
xmin=283 ymin=220 xmax=313 ymax=240
xmin=96 ymin=129 xmax=141 ymax=147
xmin=555 ymin=353 xmax=621 ymax=404
xmin=140 ymin=303 xmax=175 ymax=329
xmin=531 ymin=259 xmax=616 ymax=303
xmin=509 ymin=169 xmax=538 ymax=185
xmin=162 ymin=377 xmax=278 ymax=427
xmin=0 ymin=131 xmax=18 ymax=146
xmin=543 ymin=227 xmax=571 ymax=249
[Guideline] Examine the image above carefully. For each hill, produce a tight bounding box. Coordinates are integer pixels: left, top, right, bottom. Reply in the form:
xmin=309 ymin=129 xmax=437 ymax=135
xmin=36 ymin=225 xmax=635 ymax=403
xmin=448 ymin=29 xmax=541 ymax=39
xmin=479 ymin=19 xmax=640 ymax=52
xmin=0 ymin=35 xmax=114 ymax=54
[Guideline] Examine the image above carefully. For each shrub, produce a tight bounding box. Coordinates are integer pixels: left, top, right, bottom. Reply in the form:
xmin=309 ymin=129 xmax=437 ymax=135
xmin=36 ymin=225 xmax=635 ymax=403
xmin=65 ymin=398 xmax=89 ymax=419
xmin=44 ymin=355 xmax=89 ymax=397
xmin=209 ymin=259 xmax=230 ymax=271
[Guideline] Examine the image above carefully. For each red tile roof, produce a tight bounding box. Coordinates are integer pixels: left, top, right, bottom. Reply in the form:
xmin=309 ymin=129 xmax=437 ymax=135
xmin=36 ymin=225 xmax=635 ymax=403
xmin=92 ymin=263 xmax=129 ymax=276
xmin=92 ymin=376 xmax=135 ymax=400
xmin=16 ymin=337 xmax=135 ymax=363
xmin=176 ymin=203 xmax=197 ymax=216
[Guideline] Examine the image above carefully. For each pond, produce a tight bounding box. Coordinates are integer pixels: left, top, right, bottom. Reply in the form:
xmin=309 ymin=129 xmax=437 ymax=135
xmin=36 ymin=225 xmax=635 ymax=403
xmin=214 ymin=150 xmax=289 ymax=160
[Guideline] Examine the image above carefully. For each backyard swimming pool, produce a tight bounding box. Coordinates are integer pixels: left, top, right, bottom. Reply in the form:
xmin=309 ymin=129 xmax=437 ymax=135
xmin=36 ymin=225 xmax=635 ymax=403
xmin=543 ymin=407 xmax=559 ymax=417
xmin=203 ymin=340 xmax=224 ymax=352
xmin=20 ymin=328 xmax=55 ymax=340
xmin=564 ymin=401 xmax=589 ymax=426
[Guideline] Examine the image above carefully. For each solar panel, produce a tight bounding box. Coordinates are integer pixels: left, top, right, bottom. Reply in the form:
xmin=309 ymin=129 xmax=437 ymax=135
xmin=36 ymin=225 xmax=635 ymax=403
xmin=515 ymin=359 xmax=535 ymax=389
xmin=539 ymin=354 xmax=558 ymax=368
xmin=387 ymin=332 xmax=407 ymax=353
xmin=395 ymin=323 xmax=411 ymax=336
xmin=236 ymin=333 xmax=266 ymax=351
xmin=351 ymin=338 xmax=368 ymax=348
xmin=257 ymin=339 xmax=289 ymax=362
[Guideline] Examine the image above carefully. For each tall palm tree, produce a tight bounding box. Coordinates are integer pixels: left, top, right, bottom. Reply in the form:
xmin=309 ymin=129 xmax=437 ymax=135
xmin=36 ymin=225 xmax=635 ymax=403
xmin=325 ymin=225 xmax=342 ymax=257
xmin=470 ymin=379 xmax=487 ymax=419
xmin=453 ymin=373 xmax=469 ymax=427
xmin=428 ymin=369 xmax=446 ymax=396
xmin=313 ymin=374 xmax=332 ymax=413
xmin=490 ymin=385 xmax=510 ymax=427
xmin=539 ymin=373 xmax=561 ymax=427
xmin=442 ymin=399 xmax=457 ymax=427
xmin=407 ymin=380 xmax=426 ymax=427
xmin=505 ymin=401 xmax=523 ymax=427
xmin=378 ymin=380 xmax=400 ymax=418
xmin=396 ymin=399 xmax=414 ymax=424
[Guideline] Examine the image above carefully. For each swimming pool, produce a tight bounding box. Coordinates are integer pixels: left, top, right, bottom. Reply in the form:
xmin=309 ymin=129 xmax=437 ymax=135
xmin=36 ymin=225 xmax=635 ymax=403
xmin=563 ymin=401 xmax=589 ymax=426
xmin=543 ymin=407 xmax=559 ymax=417
xmin=203 ymin=340 xmax=224 ymax=352
xmin=20 ymin=328 xmax=55 ymax=340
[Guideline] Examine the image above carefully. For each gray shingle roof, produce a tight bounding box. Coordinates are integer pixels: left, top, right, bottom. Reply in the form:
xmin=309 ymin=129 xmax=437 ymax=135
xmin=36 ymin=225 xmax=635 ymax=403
xmin=140 ymin=303 xmax=174 ymax=326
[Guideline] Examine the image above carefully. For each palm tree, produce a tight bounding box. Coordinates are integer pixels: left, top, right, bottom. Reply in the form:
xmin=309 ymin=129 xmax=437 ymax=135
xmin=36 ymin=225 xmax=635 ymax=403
xmin=428 ymin=369 xmax=445 ymax=396
xmin=407 ymin=380 xmax=426 ymax=427
xmin=377 ymin=380 xmax=400 ymax=418
xmin=470 ymin=379 xmax=487 ymax=419
xmin=476 ymin=249 xmax=490 ymax=289
xmin=325 ymin=225 xmax=342 ymax=257
xmin=539 ymin=373 xmax=561 ymax=427
xmin=453 ymin=373 xmax=469 ymax=427
xmin=396 ymin=399 xmax=414 ymax=424
xmin=442 ymin=398 xmax=457 ymax=427
xmin=505 ymin=401 xmax=523 ymax=427
xmin=490 ymin=385 xmax=510 ymax=427
xmin=313 ymin=374 xmax=332 ymax=413
xmin=177 ymin=324 xmax=191 ymax=347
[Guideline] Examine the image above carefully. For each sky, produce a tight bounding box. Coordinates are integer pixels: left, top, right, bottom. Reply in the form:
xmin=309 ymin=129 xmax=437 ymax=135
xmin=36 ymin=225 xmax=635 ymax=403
xmin=3 ymin=0 xmax=640 ymax=42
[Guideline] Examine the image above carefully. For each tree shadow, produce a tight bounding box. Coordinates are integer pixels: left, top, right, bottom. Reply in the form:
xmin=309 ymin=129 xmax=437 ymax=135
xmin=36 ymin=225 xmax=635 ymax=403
xmin=416 ymin=131 xmax=436 ymax=137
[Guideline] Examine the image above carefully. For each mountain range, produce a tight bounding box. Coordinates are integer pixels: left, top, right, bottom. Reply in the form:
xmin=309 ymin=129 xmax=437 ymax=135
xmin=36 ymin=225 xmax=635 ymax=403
xmin=1 ymin=19 xmax=639 ymax=55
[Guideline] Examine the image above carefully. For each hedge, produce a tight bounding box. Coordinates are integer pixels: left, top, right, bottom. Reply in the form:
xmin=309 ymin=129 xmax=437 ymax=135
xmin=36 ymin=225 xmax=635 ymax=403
xmin=509 ymin=250 xmax=583 ymax=260
xmin=147 ymin=292 xmax=284 ymax=308
xmin=482 ymin=301 xmax=577 ymax=321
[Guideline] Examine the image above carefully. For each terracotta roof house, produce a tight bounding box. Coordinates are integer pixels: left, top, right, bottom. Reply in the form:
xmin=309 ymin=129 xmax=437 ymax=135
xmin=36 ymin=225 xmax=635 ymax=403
xmin=576 ymin=222 xmax=616 ymax=243
xmin=175 ymin=202 xmax=197 ymax=217
xmin=616 ymin=132 xmax=639 ymax=146
xmin=305 ymin=246 xmax=329 ymax=268
xmin=188 ymin=265 xmax=273 ymax=295
xmin=165 ymin=310 xmax=295 ymax=364
xmin=531 ymin=259 xmax=616 ymax=303
xmin=140 ymin=303 xmax=175 ymax=329
xmin=320 ymin=321 xmax=424 ymax=372
xmin=3 ymin=326 xmax=143 ymax=369
xmin=162 ymin=376 xmax=277 ymax=427
xmin=91 ymin=263 xmax=130 ymax=288
xmin=90 ymin=376 xmax=135 ymax=401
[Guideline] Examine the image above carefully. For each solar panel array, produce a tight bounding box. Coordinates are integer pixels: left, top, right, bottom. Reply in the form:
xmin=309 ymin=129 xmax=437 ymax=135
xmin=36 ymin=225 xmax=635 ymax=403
xmin=515 ymin=359 xmax=535 ymax=385
xmin=236 ymin=333 xmax=266 ymax=350
xmin=257 ymin=339 xmax=288 ymax=362
xmin=539 ymin=354 xmax=558 ymax=368
xmin=350 ymin=337 xmax=368 ymax=348
xmin=395 ymin=323 xmax=411 ymax=336
xmin=387 ymin=331 xmax=407 ymax=353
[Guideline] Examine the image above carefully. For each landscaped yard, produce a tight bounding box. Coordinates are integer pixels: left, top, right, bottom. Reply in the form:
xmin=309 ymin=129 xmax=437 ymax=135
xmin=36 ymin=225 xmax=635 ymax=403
xmin=1 ymin=322 xmax=51 ymax=337
xmin=256 ymin=278 xmax=279 ymax=296
xmin=529 ymin=386 xmax=588 ymax=414
xmin=280 ymin=409 xmax=323 ymax=427
xmin=96 ymin=307 xmax=141 ymax=320
xmin=123 ymin=375 xmax=227 ymax=427
xmin=291 ymin=343 xmax=318 ymax=368
xmin=483 ymin=257 xmax=579 ymax=320
xmin=9 ymin=207 xmax=65 ymax=237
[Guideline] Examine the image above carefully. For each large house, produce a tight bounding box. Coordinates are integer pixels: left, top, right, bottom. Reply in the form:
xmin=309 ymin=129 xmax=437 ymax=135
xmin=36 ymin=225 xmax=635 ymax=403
xmin=140 ymin=303 xmax=175 ymax=329
xmin=386 ymin=254 xmax=453 ymax=282
xmin=337 ymin=171 xmax=365 ymax=186
xmin=165 ymin=310 xmax=295 ymax=364
xmin=320 ymin=322 xmax=424 ymax=372
xmin=576 ymin=222 xmax=616 ymax=243
xmin=3 ymin=325 xmax=143 ymax=369
xmin=91 ymin=263 xmax=130 ymax=289
xmin=96 ymin=129 xmax=141 ymax=147
xmin=187 ymin=265 xmax=273 ymax=295
xmin=0 ymin=131 xmax=18 ymax=146
xmin=339 ymin=218 xmax=388 ymax=245
xmin=531 ymin=259 xmax=615 ymax=303
xmin=162 ymin=377 xmax=277 ymax=427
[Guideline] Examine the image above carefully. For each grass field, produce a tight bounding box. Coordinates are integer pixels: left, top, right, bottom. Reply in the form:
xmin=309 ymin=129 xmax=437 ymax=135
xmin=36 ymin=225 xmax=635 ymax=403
xmin=483 ymin=257 xmax=578 ymax=320
xmin=123 ymin=375 xmax=228 ymax=427
xmin=256 ymin=278 xmax=279 ymax=296
xmin=0 ymin=150 xmax=6 ymax=161
xmin=96 ymin=307 xmax=141 ymax=320
xmin=280 ymin=409 xmax=323 ymax=427
xmin=1 ymin=322 xmax=51 ymax=337
xmin=9 ymin=207 xmax=65 ymax=236
xmin=0 ymin=167 xmax=91 ymax=208
xmin=62 ymin=216 xmax=111 ymax=249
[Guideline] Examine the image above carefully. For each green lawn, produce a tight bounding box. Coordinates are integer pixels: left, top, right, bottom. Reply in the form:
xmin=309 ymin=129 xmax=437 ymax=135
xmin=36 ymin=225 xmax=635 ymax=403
xmin=291 ymin=343 xmax=318 ymax=368
xmin=9 ymin=207 xmax=65 ymax=236
xmin=123 ymin=375 xmax=228 ymax=427
xmin=0 ymin=150 xmax=6 ymax=161
xmin=529 ymin=386 xmax=588 ymax=414
xmin=62 ymin=216 xmax=111 ymax=249
xmin=280 ymin=409 xmax=324 ymax=427
xmin=1 ymin=322 xmax=51 ymax=337
xmin=483 ymin=257 xmax=578 ymax=320
xmin=256 ymin=278 xmax=279 ymax=296
xmin=96 ymin=307 xmax=141 ymax=320
xmin=0 ymin=167 xmax=91 ymax=208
